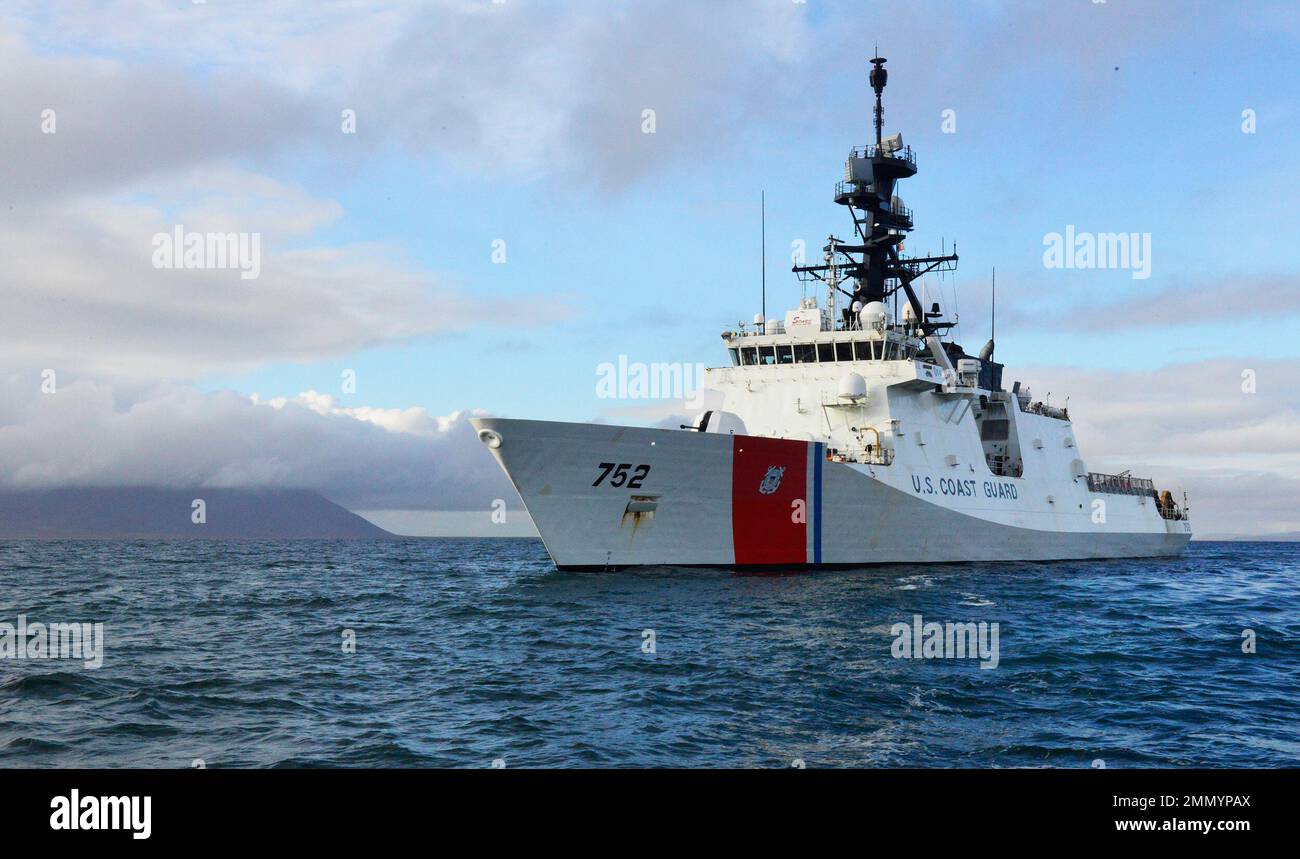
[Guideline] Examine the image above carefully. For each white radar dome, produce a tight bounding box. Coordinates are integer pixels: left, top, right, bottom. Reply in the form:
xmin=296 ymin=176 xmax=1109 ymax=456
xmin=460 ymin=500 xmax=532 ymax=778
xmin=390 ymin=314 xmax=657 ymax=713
xmin=837 ymin=372 xmax=868 ymax=402
xmin=859 ymin=301 xmax=888 ymax=329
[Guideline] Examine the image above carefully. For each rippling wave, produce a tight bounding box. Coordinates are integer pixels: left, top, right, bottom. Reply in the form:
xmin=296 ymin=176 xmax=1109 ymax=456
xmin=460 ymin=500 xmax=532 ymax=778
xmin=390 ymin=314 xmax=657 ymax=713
xmin=0 ymin=539 xmax=1296 ymax=767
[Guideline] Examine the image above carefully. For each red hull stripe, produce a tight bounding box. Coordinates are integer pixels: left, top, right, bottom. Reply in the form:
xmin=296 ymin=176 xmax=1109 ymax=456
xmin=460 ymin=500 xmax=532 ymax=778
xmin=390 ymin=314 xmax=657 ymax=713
xmin=731 ymin=435 xmax=809 ymax=565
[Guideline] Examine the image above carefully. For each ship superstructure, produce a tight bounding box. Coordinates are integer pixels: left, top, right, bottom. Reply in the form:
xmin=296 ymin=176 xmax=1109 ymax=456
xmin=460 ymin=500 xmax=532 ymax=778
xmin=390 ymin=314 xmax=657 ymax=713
xmin=473 ymin=57 xmax=1191 ymax=570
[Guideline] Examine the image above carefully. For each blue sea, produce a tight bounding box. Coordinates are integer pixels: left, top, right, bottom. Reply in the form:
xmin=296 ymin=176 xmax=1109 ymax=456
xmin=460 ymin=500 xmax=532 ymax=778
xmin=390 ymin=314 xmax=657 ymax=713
xmin=0 ymin=539 xmax=1296 ymax=768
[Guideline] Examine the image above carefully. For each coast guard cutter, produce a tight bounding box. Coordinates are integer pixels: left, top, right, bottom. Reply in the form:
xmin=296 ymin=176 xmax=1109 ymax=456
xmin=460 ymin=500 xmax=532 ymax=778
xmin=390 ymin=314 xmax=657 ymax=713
xmin=473 ymin=57 xmax=1191 ymax=570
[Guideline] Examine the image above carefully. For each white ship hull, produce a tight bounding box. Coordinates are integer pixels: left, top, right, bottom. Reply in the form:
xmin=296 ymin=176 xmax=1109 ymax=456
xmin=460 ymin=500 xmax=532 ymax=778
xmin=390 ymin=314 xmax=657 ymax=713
xmin=473 ymin=417 xmax=1191 ymax=571
xmin=470 ymin=59 xmax=1194 ymax=570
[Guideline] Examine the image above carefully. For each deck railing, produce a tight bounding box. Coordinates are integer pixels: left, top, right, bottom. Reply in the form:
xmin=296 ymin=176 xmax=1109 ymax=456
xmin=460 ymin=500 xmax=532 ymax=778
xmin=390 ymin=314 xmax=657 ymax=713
xmin=1087 ymin=472 xmax=1189 ymax=520
xmin=847 ymin=144 xmax=917 ymax=170
xmin=986 ymin=455 xmax=1023 ymax=478
xmin=1086 ymin=472 xmax=1154 ymax=496
xmin=828 ymin=446 xmax=894 ymax=466
xmin=1158 ymin=500 xmax=1189 ymax=521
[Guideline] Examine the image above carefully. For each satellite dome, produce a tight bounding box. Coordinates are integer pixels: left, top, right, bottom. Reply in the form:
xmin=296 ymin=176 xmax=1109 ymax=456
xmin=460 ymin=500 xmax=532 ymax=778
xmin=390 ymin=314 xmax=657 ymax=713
xmin=837 ymin=372 xmax=868 ymax=401
xmin=859 ymin=301 xmax=888 ymax=329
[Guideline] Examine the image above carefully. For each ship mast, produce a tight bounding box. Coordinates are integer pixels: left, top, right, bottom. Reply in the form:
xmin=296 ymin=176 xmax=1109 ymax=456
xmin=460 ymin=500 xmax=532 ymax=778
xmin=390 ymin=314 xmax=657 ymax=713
xmin=871 ymin=54 xmax=886 ymax=147
xmin=793 ymin=56 xmax=959 ymax=342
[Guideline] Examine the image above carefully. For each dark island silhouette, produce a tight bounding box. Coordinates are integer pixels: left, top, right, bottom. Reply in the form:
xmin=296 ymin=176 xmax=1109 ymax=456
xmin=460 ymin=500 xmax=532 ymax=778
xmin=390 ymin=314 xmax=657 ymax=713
xmin=0 ymin=488 xmax=392 ymax=539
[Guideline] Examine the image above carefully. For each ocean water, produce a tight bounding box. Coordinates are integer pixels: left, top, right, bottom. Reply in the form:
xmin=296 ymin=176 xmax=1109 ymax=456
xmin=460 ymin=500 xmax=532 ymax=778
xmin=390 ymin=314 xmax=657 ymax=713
xmin=0 ymin=539 xmax=1295 ymax=768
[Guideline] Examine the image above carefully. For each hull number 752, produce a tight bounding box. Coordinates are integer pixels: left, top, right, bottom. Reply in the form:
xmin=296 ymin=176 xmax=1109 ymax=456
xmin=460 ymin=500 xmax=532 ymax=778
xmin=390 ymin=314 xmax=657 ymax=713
xmin=593 ymin=463 xmax=651 ymax=488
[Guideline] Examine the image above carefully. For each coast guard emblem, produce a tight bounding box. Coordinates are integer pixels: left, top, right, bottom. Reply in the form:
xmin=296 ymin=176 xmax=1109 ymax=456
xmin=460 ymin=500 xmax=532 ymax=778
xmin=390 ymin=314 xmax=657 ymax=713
xmin=758 ymin=465 xmax=786 ymax=495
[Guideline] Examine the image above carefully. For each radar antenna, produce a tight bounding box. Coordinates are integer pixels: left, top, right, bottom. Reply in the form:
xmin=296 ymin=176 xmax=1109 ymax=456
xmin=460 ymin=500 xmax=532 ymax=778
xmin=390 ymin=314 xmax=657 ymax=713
xmin=793 ymin=55 xmax=959 ymax=341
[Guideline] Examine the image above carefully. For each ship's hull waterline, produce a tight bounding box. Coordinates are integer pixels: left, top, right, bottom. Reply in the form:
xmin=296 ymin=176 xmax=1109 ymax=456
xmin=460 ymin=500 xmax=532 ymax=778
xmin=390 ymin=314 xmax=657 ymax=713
xmin=473 ymin=418 xmax=1191 ymax=571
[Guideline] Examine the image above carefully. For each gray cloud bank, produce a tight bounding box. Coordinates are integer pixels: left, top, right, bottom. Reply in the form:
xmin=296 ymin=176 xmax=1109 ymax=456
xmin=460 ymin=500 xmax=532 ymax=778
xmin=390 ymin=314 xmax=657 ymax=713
xmin=3 ymin=355 xmax=1298 ymax=536
xmin=0 ymin=375 xmax=516 ymax=512
xmin=1017 ymin=357 xmax=1300 ymax=536
xmin=994 ymin=275 xmax=1300 ymax=335
xmin=2 ymin=0 xmax=1207 ymax=195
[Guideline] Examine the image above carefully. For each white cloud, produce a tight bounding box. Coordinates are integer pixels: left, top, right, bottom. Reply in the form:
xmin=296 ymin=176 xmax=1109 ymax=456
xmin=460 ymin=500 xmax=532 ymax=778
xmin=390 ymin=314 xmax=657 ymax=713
xmin=0 ymin=375 xmax=517 ymax=512
xmin=1017 ymin=357 xmax=1300 ymax=535
xmin=0 ymin=167 xmax=567 ymax=378
xmin=1 ymin=20 xmax=584 ymax=381
xmin=3 ymin=0 xmax=1204 ymax=195
xmin=3 ymin=353 xmax=1296 ymax=537
xmin=254 ymin=390 xmax=446 ymax=438
xmin=0 ymin=32 xmax=327 ymax=204
xmin=1019 ymin=358 xmax=1300 ymax=471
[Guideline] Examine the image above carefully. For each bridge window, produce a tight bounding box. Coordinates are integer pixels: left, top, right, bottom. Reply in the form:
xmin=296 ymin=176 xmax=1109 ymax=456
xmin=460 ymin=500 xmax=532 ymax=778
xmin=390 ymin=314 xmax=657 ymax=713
xmin=759 ymin=346 xmax=776 ymax=365
xmin=835 ymin=341 xmax=854 ymax=361
xmin=740 ymin=347 xmax=758 ymax=366
xmin=854 ymin=341 xmax=874 ymax=361
xmin=794 ymin=343 xmax=816 ymax=363
xmin=728 ymin=348 xmax=740 ymax=366
xmin=776 ymin=345 xmax=795 ymax=364
xmin=817 ymin=343 xmax=835 ymax=362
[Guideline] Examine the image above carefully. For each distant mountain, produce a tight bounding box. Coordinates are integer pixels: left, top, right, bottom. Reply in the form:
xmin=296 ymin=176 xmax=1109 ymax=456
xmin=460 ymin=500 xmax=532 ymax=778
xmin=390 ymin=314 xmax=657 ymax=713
xmin=0 ymin=488 xmax=392 ymax=539
xmin=1195 ymin=532 xmax=1300 ymax=542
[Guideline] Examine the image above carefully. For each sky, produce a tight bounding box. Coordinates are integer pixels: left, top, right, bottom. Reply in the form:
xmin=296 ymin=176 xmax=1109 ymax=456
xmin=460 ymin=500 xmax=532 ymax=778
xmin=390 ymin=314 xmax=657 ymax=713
xmin=1 ymin=0 xmax=1298 ymax=537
